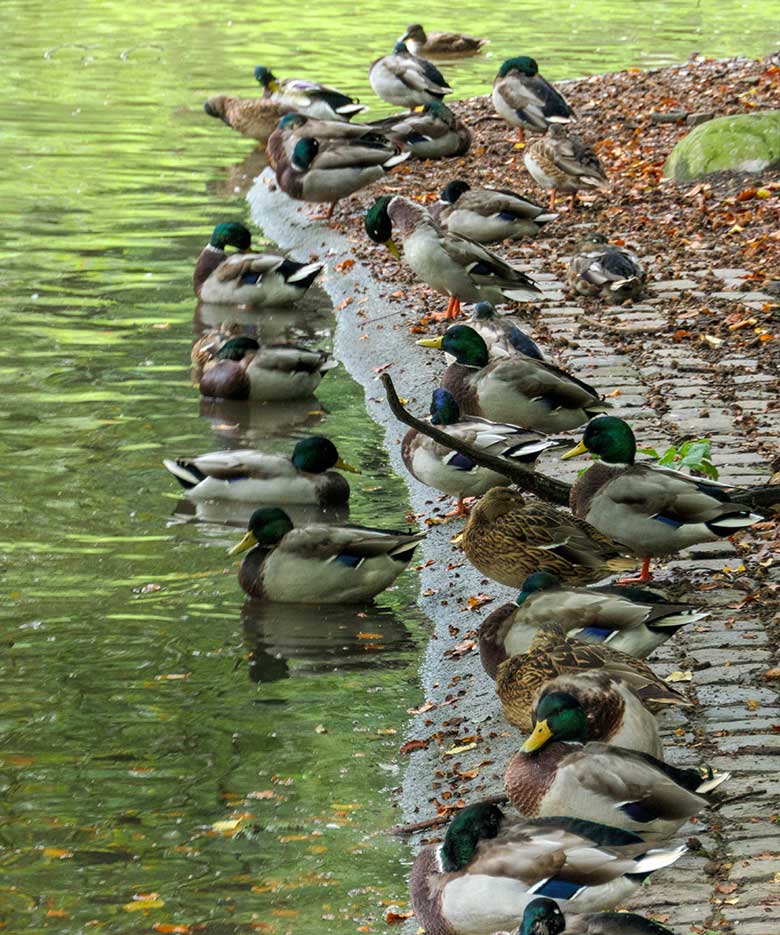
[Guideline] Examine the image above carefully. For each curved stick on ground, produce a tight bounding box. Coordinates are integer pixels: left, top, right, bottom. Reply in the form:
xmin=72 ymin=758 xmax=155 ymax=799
xmin=380 ymin=372 xmax=572 ymax=506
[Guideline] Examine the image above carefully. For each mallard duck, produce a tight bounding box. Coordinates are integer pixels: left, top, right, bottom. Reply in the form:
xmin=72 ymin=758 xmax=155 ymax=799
xmin=203 ymin=94 xmax=287 ymax=143
xmin=368 ymin=41 xmax=452 ymax=109
xmin=416 ymin=326 xmax=608 ymax=431
xmin=229 ymin=507 xmax=425 ymax=602
xmin=410 ymin=801 xmax=686 ymax=934
xmin=400 ymin=23 xmax=487 ymax=58
xmin=479 ymin=569 xmax=709 ymax=669
xmin=567 ymin=233 xmax=645 ymax=301
xmin=507 ymin=694 xmax=730 ymax=836
xmin=194 ymin=222 xmax=323 ymax=306
xmin=199 ymin=336 xmax=337 ymax=401
xmin=430 ymin=180 xmax=558 ymax=243
xmin=503 ymin=670 xmax=665 ymax=757
xmin=525 ymin=125 xmax=608 ymax=210
xmin=401 ymin=388 xmax=557 ymax=515
xmin=494 ymin=625 xmax=688 ymax=744
xmin=516 ymin=897 xmax=680 ymax=935
xmin=492 ymin=56 xmax=574 ymax=145
xmin=274 ymin=131 xmax=409 ymax=219
xmin=465 ymin=303 xmax=546 ymax=359
xmin=562 ymin=416 xmax=765 ymax=582
xmin=461 ymin=488 xmax=635 ymax=588
xmin=254 ymin=65 xmax=367 ymax=121
xmin=266 ymin=113 xmax=392 ymax=170
xmin=365 ymin=196 xmax=540 ymax=320
xmin=163 ymin=436 xmax=358 ymax=506
xmin=367 ymin=102 xmax=470 ymax=159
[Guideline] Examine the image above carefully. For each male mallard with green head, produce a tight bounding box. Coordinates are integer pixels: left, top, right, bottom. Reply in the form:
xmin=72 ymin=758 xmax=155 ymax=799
xmin=416 ymin=326 xmax=608 ymax=431
xmin=367 ymin=101 xmax=471 ymax=159
xmin=366 ymin=196 xmax=540 ymax=320
xmin=506 ymin=691 xmax=729 ymax=836
xmin=492 ymin=56 xmax=574 ymax=146
xmin=515 ymin=896 xmax=681 ymax=935
xmin=431 ymin=180 xmax=558 ymax=243
xmin=524 ymin=124 xmax=608 ymax=210
xmin=400 ymin=23 xmax=487 ymax=58
xmin=369 ymin=40 xmax=452 ymax=109
xmin=274 ymin=131 xmax=409 ymax=220
xmin=229 ymin=507 xmax=425 ymax=602
xmin=409 ymin=800 xmax=686 ymax=933
xmin=401 ymin=388 xmax=557 ymax=515
xmin=562 ymin=416 xmax=767 ymax=582
xmin=254 ymin=65 xmax=367 ymax=121
xmin=194 ymin=222 xmax=323 ymax=306
xmin=460 ymin=487 xmax=635 ymax=588
xmin=478 ymin=569 xmax=709 ymax=666
xmin=567 ymin=233 xmax=645 ymax=301
xmin=199 ymin=336 xmax=337 ymax=401
xmin=163 ymin=436 xmax=359 ymax=506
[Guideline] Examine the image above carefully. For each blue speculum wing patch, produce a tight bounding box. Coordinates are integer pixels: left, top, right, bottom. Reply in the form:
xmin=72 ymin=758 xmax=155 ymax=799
xmin=448 ymin=452 xmax=476 ymax=471
xmin=533 ymin=878 xmax=582 ymax=900
xmin=653 ymin=514 xmax=684 ymax=528
xmin=579 ymin=626 xmax=614 ymax=641
xmin=619 ymin=801 xmax=658 ymax=823
xmin=334 ymin=553 xmax=363 ymax=568
xmin=240 ymin=271 xmax=262 ymax=285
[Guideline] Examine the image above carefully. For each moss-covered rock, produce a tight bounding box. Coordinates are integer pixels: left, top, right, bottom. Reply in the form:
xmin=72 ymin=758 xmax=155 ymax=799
xmin=664 ymin=111 xmax=780 ymax=182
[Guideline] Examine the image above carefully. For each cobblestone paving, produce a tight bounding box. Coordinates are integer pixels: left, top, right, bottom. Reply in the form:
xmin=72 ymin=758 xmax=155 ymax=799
xmin=250 ymin=174 xmax=780 ymax=935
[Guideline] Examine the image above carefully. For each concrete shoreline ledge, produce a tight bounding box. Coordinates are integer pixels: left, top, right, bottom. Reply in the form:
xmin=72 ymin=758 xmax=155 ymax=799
xmin=249 ymin=56 xmax=780 ymax=926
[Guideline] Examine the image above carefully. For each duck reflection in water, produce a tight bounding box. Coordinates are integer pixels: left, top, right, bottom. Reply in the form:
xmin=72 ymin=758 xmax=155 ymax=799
xmin=241 ymin=600 xmax=414 ymax=682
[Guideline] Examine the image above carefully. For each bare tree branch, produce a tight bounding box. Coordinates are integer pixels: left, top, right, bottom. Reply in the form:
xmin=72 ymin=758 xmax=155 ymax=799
xmin=380 ymin=372 xmax=572 ymax=506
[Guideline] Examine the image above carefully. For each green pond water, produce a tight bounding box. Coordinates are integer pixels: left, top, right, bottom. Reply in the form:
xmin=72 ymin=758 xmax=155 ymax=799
xmin=1 ymin=0 xmax=778 ymax=931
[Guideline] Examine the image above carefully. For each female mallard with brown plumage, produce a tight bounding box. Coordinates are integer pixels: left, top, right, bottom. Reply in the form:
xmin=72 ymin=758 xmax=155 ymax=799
xmin=430 ymin=180 xmax=558 ymax=243
xmin=562 ymin=416 xmax=767 ymax=582
xmin=516 ymin=895 xmax=682 ymax=935
xmin=273 ymin=131 xmax=409 ymax=219
xmin=493 ymin=624 xmax=688 ymax=749
xmin=194 ymin=222 xmax=323 ymax=307
xmin=400 ymin=23 xmax=487 ymax=58
xmin=524 ymin=124 xmax=608 ymax=210
xmin=461 ymin=487 xmax=635 ymax=588
xmin=409 ymin=800 xmax=686 ymax=934
xmin=365 ymin=196 xmax=541 ymax=320
xmin=401 ymin=388 xmax=557 ymax=515
xmin=416 ymin=326 xmax=608 ymax=431
xmin=478 ymin=569 xmax=709 ymax=667
xmin=229 ymin=507 xmax=425 ymax=603
xmin=199 ymin=336 xmax=337 ymax=401
xmin=506 ymin=691 xmax=729 ymax=836
xmin=254 ymin=66 xmax=367 ymax=121
xmin=203 ymin=94 xmax=287 ymax=143
xmin=367 ymin=101 xmax=471 ymax=159
xmin=492 ymin=56 xmax=574 ymax=146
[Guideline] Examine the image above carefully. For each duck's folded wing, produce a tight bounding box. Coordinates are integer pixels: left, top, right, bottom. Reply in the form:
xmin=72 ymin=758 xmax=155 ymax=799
xmin=312 ymin=138 xmax=401 ymax=169
xmin=214 ymin=253 xmax=286 ymax=282
xmin=442 ymin=236 xmax=541 ymax=292
xmin=188 ymin=450 xmax=291 ymax=479
xmin=491 ymin=358 xmax=602 ymax=409
xmin=552 ymin=137 xmax=607 ymax=183
xmin=255 ymin=345 xmax=332 ymax=373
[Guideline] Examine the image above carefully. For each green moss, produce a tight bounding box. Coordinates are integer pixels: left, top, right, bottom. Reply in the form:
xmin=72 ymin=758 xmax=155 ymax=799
xmin=664 ymin=111 xmax=780 ymax=181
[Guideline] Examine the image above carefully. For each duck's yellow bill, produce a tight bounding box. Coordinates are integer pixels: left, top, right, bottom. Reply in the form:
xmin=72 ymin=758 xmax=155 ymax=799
xmin=268 ymin=79 xmax=281 ymax=94
xmin=416 ymin=335 xmax=443 ymax=349
xmin=522 ymin=719 xmax=552 ymax=753
xmin=384 ymin=239 xmax=401 ymax=259
xmin=561 ymin=439 xmax=588 ymax=461
xmin=335 ymin=458 xmax=361 ymax=474
xmin=229 ymin=530 xmax=258 ymax=556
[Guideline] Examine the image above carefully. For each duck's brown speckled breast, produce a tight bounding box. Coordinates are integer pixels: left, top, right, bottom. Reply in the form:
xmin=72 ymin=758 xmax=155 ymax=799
xmin=193 ymin=246 xmax=225 ymax=296
xmin=238 ymin=548 xmax=268 ymax=599
xmin=408 ymin=847 xmax=457 ymax=935
xmin=441 ymin=364 xmax=481 ymax=416
xmin=570 ymin=461 xmax=627 ymax=519
xmin=504 ymin=742 xmax=566 ymax=816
